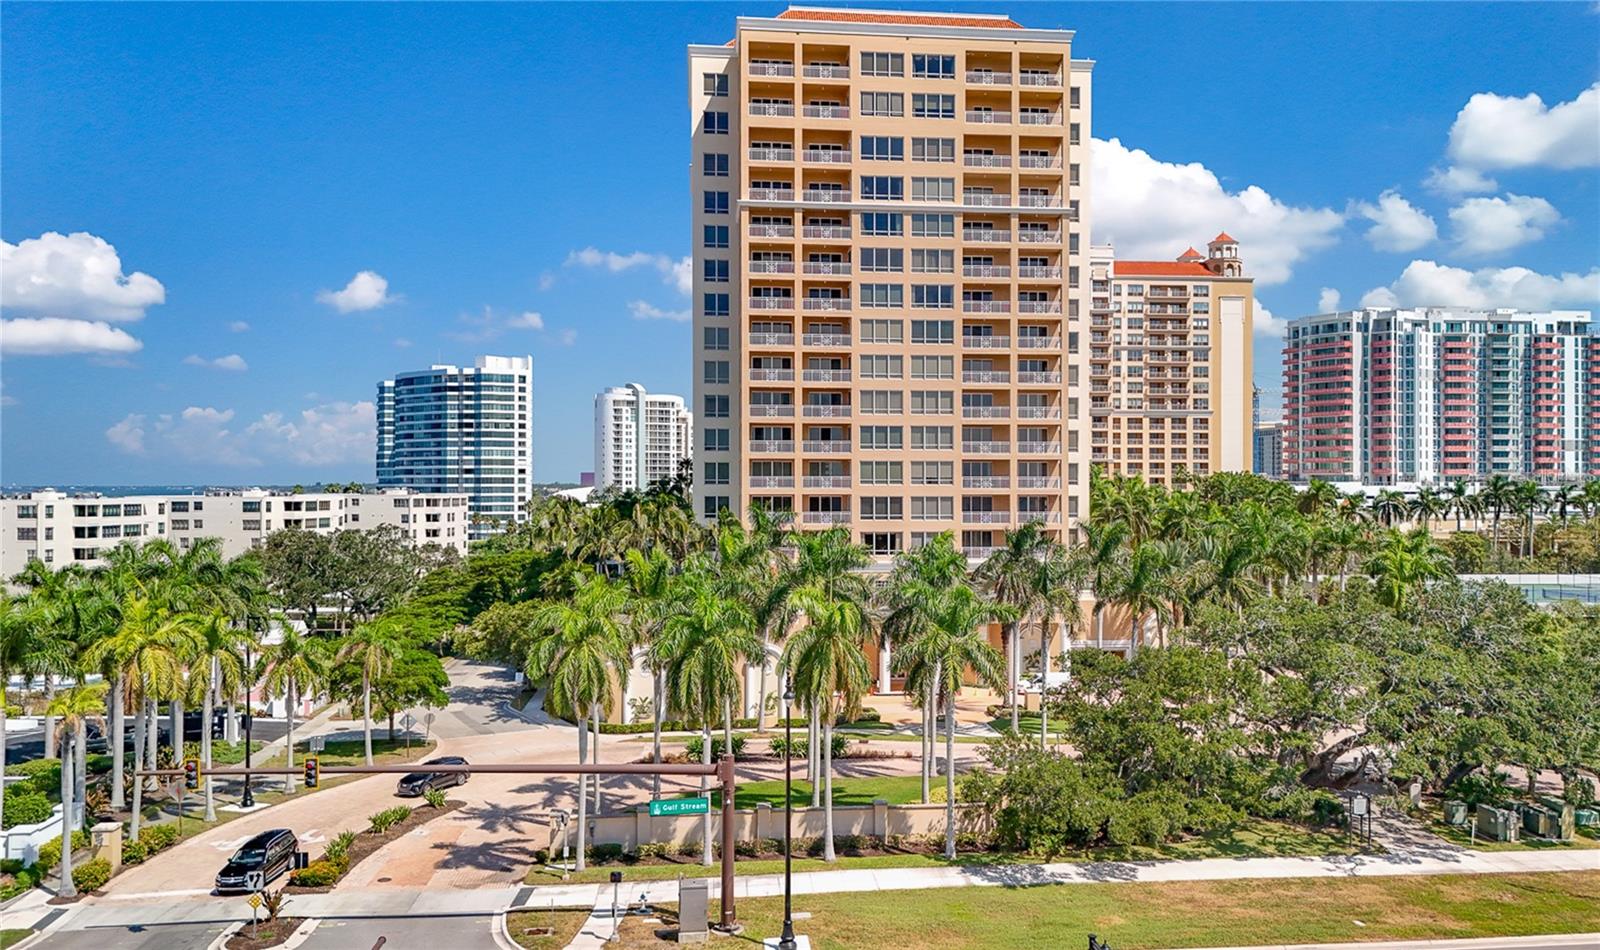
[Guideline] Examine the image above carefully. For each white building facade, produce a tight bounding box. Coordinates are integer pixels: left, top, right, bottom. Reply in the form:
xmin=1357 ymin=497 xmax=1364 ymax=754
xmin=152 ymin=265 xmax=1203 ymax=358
xmin=594 ymin=384 xmax=693 ymax=492
xmin=377 ymin=354 xmax=534 ymax=537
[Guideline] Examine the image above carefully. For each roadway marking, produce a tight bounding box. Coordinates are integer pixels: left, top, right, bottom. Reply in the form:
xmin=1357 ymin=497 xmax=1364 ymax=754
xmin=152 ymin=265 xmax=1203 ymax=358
xmin=103 ymin=887 xmax=216 ymax=900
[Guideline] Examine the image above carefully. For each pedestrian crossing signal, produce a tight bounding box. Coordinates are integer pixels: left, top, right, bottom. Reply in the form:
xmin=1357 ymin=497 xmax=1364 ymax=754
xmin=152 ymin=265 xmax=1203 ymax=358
xmin=303 ymin=756 xmax=319 ymax=788
xmin=182 ymin=757 xmax=201 ymax=791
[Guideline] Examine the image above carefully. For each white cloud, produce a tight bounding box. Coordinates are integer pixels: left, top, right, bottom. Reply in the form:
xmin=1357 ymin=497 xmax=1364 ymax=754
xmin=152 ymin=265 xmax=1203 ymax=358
xmin=557 ymin=328 xmax=577 ymax=346
xmin=1089 ymin=138 xmax=1342 ymax=285
xmin=1445 ymin=82 xmax=1600 ymax=171
xmin=1447 ymin=193 xmax=1562 ymax=255
xmin=1350 ymin=190 xmax=1437 ymax=252
xmin=0 ymin=231 xmax=165 ymax=321
xmin=105 ymin=400 xmax=375 ymax=467
xmin=505 ymin=310 xmax=545 ymax=330
xmin=565 ymin=247 xmax=693 ymax=295
xmin=1317 ymin=288 xmax=1342 ymax=313
xmin=0 ymin=317 xmax=143 ymax=356
xmin=1359 ymin=259 xmax=1600 ymax=310
xmin=229 ymin=321 xmax=251 ymax=333
xmin=1253 ymin=298 xmax=1287 ymax=338
xmin=538 ymin=272 xmax=556 ymax=291
xmin=1424 ymin=165 xmax=1498 ymax=196
xmin=628 ymin=300 xmax=691 ymax=322
xmin=317 ymin=270 xmax=397 ymax=313
xmin=393 ymin=337 xmax=412 ymax=348
xmin=183 ymin=353 xmax=248 ymax=371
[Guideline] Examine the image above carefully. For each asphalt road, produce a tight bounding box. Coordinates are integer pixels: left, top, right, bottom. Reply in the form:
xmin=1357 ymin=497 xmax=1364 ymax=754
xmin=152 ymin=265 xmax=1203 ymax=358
xmin=298 ymin=913 xmax=501 ymax=950
xmin=28 ymin=920 xmax=232 ymax=950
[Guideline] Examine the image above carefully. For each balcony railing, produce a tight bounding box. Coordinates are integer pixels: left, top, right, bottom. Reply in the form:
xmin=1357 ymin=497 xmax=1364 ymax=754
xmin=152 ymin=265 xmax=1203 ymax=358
xmin=963 ymin=154 xmax=1011 ymax=168
xmin=1018 ymin=266 xmax=1062 ymax=279
xmin=802 ymin=441 xmax=851 ymax=454
xmin=748 ymin=224 xmax=795 ymax=238
xmin=1018 ymin=112 xmax=1063 ymax=126
xmin=962 ymin=370 xmax=1010 ymax=384
xmin=966 ymin=110 xmax=1011 ymax=124
xmin=1020 ymin=511 xmax=1063 ymax=524
xmin=749 ymin=440 xmax=794 ymax=453
xmin=962 ymin=510 xmax=1012 ymax=523
xmin=962 ymin=335 xmax=1011 ymax=349
xmin=963 ymin=193 xmax=1012 ymax=207
xmin=802 ymin=64 xmax=849 ymax=79
xmin=1017 ymin=337 xmax=1062 ymax=351
xmin=962 ymin=265 xmax=1010 ymax=279
xmin=803 ymin=298 xmax=851 ymax=311
xmin=963 ymin=229 xmax=1011 ymax=242
xmin=749 ymin=332 xmax=795 ymax=346
xmin=803 ymin=475 xmax=851 ymax=489
xmin=1018 ymin=72 xmax=1062 ymax=87
xmin=803 ymin=405 xmax=851 ymax=417
xmin=803 ymin=511 xmax=851 ymax=525
xmin=963 ymin=300 xmax=1011 ymax=313
xmin=1019 ymin=301 xmax=1062 ymax=314
xmin=1018 ymin=372 xmax=1063 ymax=384
xmin=750 ymin=187 xmax=795 ymax=201
xmin=803 ymin=189 xmax=850 ymax=203
xmin=962 ymin=441 xmax=1011 ymax=454
xmin=1017 ymin=406 xmax=1061 ymax=419
xmin=748 ymin=368 xmax=795 ymax=381
xmin=750 ymin=476 xmax=795 ymax=488
xmin=1018 ymin=195 xmax=1064 ymax=208
xmin=962 ymin=546 xmax=998 ymax=558
xmin=963 ymin=476 xmax=1010 ymax=489
xmin=802 ymin=368 xmax=852 ymax=382
xmin=1017 ymin=476 xmax=1061 ymax=488
xmin=962 ymin=405 xmax=1010 ymax=418
xmin=748 ymin=261 xmax=795 ymax=274
xmin=749 ymin=62 xmax=795 ymax=78
xmin=748 ymin=405 xmax=795 ymax=417
xmin=1018 ymin=155 xmax=1062 ymax=169
xmin=966 ymin=70 xmax=1013 ymax=85
xmin=748 ymin=297 xmax=794 ymax=310
xmin=802 ymin=333 xmax=852 ymax=347
xmin=803 ymin=225 xmax=851 ymax=240
xmin=749 ymin=147 xmax=795 ymax=163
xmin=803 ymin=262 xmax=851 ymax=276
xmin=803 ymin=104 xmax=849 ymax=119
xmin=1018 ymin=230 xmax=1061 ymax=244
xmin=802 ymin=149 xmax=851 ymax=164
xmin=749 ymin=102 xmax=795 ymax=117
xmin=1018 ymin=441 xmax=1061 ymax=454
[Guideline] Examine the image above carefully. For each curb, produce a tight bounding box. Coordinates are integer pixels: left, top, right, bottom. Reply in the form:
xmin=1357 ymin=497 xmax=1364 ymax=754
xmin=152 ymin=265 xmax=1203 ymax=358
xmin=1157 ymin=934 xmax=1600 ymax=950
xmin=204 ymin=915 xmax=321 ymax=950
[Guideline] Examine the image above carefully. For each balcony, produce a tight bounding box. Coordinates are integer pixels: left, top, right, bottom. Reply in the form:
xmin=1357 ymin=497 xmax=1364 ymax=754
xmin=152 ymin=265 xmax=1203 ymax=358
xmin=1017 ymin=476 xmax=1060 ymax=488
xmin=1017 ymin=194 xmax=1063 ymax=208
xmin=962 ymin=335 xmax=1011 ymax=349
xmin=802 ymin=368 xmax=852 ymax=382
xmin=1017 ymin=337 xmax=1062 ymax=350
xmin=803 ymin=475 xmax=851 ymax=489
xmin=748 ymin=261 xmax=795 ymax=275
xmin=962 ymin=545 xmax=998 ymax=558
xmin=748 ymin=297 xmax=794 ymax=311
xmin=1018 ymin=72 xmax=1062 ymax=87
xmin=962 ymin=300 xmax=1011 ymax=314
xmin=1018 ymin=155 xmax=1062 ymax=169
xmin=750 ymin=187 xmax=796 ymax=201
xmin=802 ymin=441 xmax=851 ymax=454
xmin=802 ymin=333 xmax=852 ymax=347
xmin=749 ymin=223 xmax=795 ymax=239
xmin=962 ymin=441 xmax=1011 ymax=454
xmin=1020 ymin=511 xmax=1063 ymax=524
xmin=962 ymin=370 xmax=1011 ymax=384
xmin=803 ymin=511 xmax=851 ymax=525
xmin=749 ymin=62 xmax=795 ymax=78
xmin=1018 ymin=441 xmax=1061 ymax=454
xmin=749 ymin=147 xmax=795 ymax=163
xmin=803 ymin=225 xmax=851 ymax=240
xmin=1017 ymin=266 xmax=1062 ymax=280
xmin=966 ymin=70 xmax=1012 ymax=85
xmin=1017 ymin=406 xmax=1061 ymax=419
xmin=749 ymin=440 xmax=794 ymax=453
xmin=963 ymin=476 xmax=1010 ymax=489
xmin=962 ymin=229 xmax=1012 ymax=243
xmin=966 ymin=110 xmax=1012 ymax=124
xmin=803 ymin=405 xmax=851 ymax=417
xmin=962 ymin=510 xmax=1012 ymax=524
xmin=1018 ymin=112 xmax=1062 ymax=126
xmin=802 ymin=189 xmax=850 ymax=203
xmin=802 ymin=148 xmax=851 ymax=164
xmin=749 ymin=102 xmax=795 ymax=117
xmin=750 ymin=476 xmax=795 ymax=488
xmin=962 ymin=265 xmax=1011 ymax=279
xmin=963 ymin=153 xmax=1012 ymax=169
xmin=962 ymin=193 xmax=1012 ymax=208
xmin=803 ymin=297 xmax=851 ymax=311
xmin=962 ymin=405 xmax=1010 ymax=418
xmin=748 ymin=404 xmax=795 ymax=417
xmin=803 ymin=104 xmax=850 ymax=119
xmin=1018 ymin=301 xmax=1062 ymax=314
xmin=802 ymin=262 xmax=852 ymax=276
xmin=1017 ymin=230 xmax=1061 ymax=244
xmin=748 ymin=368 xmax=795 ymax=381
xmin=803 ymin=64 xmax=849 ymax=80
xmin=749 ymin=332 xmax=795 ymax=346
xmin=1018 ymin=372 xmax=1062 ymax=385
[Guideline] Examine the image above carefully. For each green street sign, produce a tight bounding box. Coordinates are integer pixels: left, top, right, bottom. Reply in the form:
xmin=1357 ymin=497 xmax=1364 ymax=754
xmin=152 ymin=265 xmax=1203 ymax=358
xmin=650 ymin=797 xmax=710 ymax=817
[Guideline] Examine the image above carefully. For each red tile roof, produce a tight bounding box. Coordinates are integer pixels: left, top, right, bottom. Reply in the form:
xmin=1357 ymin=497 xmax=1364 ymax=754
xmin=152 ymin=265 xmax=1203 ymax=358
xmin=1114 ymin=261 xmax=1215 ymax=277
xmin=775 ymin=9 xmax=1023 ymax=28
xmin=1177 ymin=247 xmax=1203 ymax=260
xmin=1212 ymin=232 xmax=1236 ymax=243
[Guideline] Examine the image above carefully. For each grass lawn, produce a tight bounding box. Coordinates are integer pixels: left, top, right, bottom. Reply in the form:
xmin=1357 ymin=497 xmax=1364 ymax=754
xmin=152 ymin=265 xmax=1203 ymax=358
xmin=505 ymin=909 xmax=591 ymax=949
xmin=527 ymin=816 xmax=1363 ymax=886
xmin=704 ymin=775 xmax=935 ymax=809
xmin=253 ymin=735 xmax=436 ymax=770
xmin=1420 ymin=802 xmax=1600 ymax=852
xmin=595 ymin=871 xmax=1600 ymax=949
xmin=986 ymin=712 xmax=1066 ymax=736
xmin=0 ymin=930 xmax=31 ymax=949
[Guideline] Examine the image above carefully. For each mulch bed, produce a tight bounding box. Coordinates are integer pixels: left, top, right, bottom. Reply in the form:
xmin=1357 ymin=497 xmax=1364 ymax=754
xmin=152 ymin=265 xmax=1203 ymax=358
xmin=226 ymin=916 xmax=307 ymax=950
xmin=284 ymin=799 xmax=464 ymax=893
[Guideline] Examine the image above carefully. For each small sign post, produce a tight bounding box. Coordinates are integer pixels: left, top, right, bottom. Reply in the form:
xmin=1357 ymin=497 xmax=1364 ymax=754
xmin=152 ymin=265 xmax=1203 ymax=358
xmin=401 ymin=712 xmax=417 ymax=750
xmin=245 ymin=869 xmax=265 ymax=893
xmin=650 ymin=797 xmax=710 ymax=818
xmin=247 ymin=890 xmax=262 ymax=933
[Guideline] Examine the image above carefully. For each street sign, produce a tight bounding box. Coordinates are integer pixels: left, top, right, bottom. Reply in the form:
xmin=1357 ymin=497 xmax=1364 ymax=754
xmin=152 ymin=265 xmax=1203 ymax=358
xmin=310 ymin=735 xmax=326 ymax=753
xmin=245 ymin=870 xmax=265 ymax=892
xmin=247 ymin=893 xmax=262 ymax=909
xmin=400 ymin=712 xmax=416 ymax=732
xmin=650 ymin=797 xmax=709 ymax=817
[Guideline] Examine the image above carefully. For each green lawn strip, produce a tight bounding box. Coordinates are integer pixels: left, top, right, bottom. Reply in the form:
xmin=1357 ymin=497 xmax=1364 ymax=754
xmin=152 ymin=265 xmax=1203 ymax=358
xmin=701 ymin=775 xmax=933 ymax=809
xmin=986 ymin=713 xmax=1066 ymax=736
xmin=526 ymin=816 xmax=1361 ymax=886
xmin=251 ymin=736 xmax=436 ymax=770
xmin=704 ymin=871 xmax=1600 ymax=950
xmin=1420 ymin=802 xmax=1600 ymax=852
xmin=504 ymin=909 xmax=591 ymax=949
xmin=0 ymin=930 xmax=32 ymax=950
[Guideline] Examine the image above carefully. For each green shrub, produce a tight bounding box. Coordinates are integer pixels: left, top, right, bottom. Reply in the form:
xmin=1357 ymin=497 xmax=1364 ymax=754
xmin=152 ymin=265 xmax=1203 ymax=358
xmin=72 ymin=857 xmax=112 ymax=892
xmin=834 ymin=834 xmax=870 ymax=853
xmin=288 ymin=859 xmax=342 ymax=887
xmin=32 ymin=829 xmax=91 ymax=871
xmin=139 ymin=823 xmax=179 ymax=853
xmin=585 ymin=843 xmax=624 ymax=863
xmin=423 ymin=788 xmax=448 ymax=809
xmin=1451 ymin=771 xmax=1515 ymax=808
xmin=6 ymin=759 xmax=62 ymax=797
xmin=121 ymin=840 xmax=148 ymax=865
xmin=324 ymin=830 xmax=358 ymax=861
xmin=1563 ymin=777 xmax=1596 ymax=807
xmin=767 ymin=735 xmax=850 ymax=759
xmin=634 ymin=842 xmax=671 ymax=860
xmin=1 ymin=790 xmax=53 ymax=829
xmin=367 ymin=805 xmax=410 ymax=834
xmin=684 ymin=735 xmax=746 ymax=760
xmin=85 ymin=754 xmax=114 ymax=775
xmin=0 ymin=862 xmax=42 ymax=901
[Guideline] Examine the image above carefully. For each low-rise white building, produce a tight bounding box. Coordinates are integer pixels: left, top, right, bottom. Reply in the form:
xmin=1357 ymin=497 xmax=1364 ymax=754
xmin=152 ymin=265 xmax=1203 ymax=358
xmin=0 ymin=487 xmax=470 ymax=577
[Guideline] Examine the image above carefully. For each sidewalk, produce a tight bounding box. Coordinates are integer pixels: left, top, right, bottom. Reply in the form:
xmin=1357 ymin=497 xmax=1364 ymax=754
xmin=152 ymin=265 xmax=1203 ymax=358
xmin=1164 ymin=936 xmax=1600 ymax=950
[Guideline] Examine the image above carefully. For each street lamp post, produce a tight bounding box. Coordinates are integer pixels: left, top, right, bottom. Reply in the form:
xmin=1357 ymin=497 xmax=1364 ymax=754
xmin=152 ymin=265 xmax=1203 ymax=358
xmin=778 ymin=681 xmax=797 ymax=950
xmin=240 ymin=642 xmax=255 ymax=809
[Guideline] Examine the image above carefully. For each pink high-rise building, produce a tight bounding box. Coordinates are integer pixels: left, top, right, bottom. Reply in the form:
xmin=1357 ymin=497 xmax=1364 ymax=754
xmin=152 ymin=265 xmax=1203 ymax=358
xmin=1282 ymin=308 xmax=1595 ymax=486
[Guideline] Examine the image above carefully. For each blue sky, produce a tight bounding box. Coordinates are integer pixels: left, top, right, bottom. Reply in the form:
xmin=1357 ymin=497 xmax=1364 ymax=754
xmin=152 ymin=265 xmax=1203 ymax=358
xmin=2 ymin=2 xmax=1597 ymax=484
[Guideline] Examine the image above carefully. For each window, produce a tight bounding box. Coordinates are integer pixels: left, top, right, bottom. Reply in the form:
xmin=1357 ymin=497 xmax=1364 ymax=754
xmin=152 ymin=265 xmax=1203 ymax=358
xmin=704 ymin=394 xmax=729 ymax=418
xmin=911 ymin=390 xmax=954 ymax=414
xmin=1069 ymin=122 xmax=1080 ymax=145
xmin=703 ymin=496 xmax=730 ymax=519
xmin=861 ymin=176 xmax=903 ymax=201
xmin=861 ymin=496 xmax=903 ymax=520
xmin=912 ymin=496 xmax=954 ymax=520
xmin=703 ymin=259 xmax=729 ymax=283
xmin=860 ymin=212 xmax=903 ymax=236
xmin=860 ymin=135 xmax=903 ymax=161
xmin=1070 ymin=86 xmax=1081 ymax=108
xmin=860 ymin=248 xmax=903 ymax=273
xmin=911 ymin=355 xmax=954 ymax=379
xmin=703 ymin=428 xmax=730 ymax=452
xmin=703 ymin=462 xmax=730 ymax=485
xmin=860 ymin=461 xmax=903 ymax=484
xmin=859 ymin=390 xmax=903 ymax=414
xmin=1069 ymin=163 xmax=1081 ymax=186
xmin=911 ymin=137 xmax=955 ymax=163
xmin=912 ymin=284 xmax=954 ymax=309
xmin=911 ymin=426 xmax=954 ymax=449
xmin=911 ymin=249 xmax=953 ymax=273
xmin=910 ymin=213 xmax=955 ymax=237
xmin=860 ymin=91 xmax=904 ymax=117
xmin=859 ymin=319 xmax=904 ymax=344
xmin=703 ymin=72 xmax=728 ymax=96
xmin=702 ymin=111 xmax=729 ymax=134
xmin=912 ymin=460 xmax=954 ymax=485
xmin=912 ymin=54 xmax=956 ymax=78
xmin=702 ymin=153 xmax=729 ymax=177
xmin=859 ymin=354 xmax=904 ymax=379
xmin=859 ymin=283 xmax=904 ymax=308
xmin=703 ymin=360 xmax=729 ymax=384
xmin=860 ymin=426 xmax=903 ymax=450
xmin=703 ymin=327 xmax=730 ymax=350
xmin=911 ymin=177 xmax=955 ymax=202
xmin=911 ymin=320 xmax=954 ymax=343
xmin=703 ymin=293 xmax=730 ymax=316
xmin=703 ymin=190 xmax=729 ymax=214
xmin=860 ymin=51 xmax=904 ymax=77
xmin=862 ymin=532 xmax=903 ymax=555
xmin=912 ymin=94 xmax=955 ymax=118
xmin=703 ymin=224 xmax=729 ymax=248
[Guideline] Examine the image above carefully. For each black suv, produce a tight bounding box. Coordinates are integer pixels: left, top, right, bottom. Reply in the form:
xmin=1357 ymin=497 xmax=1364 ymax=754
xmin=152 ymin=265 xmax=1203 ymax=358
xmin=216 ymin=828 xmax=297 ymax=893
xmin=396 ymin=756 xmax=470 ymax=797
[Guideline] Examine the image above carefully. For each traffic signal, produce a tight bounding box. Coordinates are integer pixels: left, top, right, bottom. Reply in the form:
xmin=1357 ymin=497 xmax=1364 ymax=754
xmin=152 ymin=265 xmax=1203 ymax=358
xmin=182 ymin=757 xmax=201 ymax=791
xmin=303 ymin=756 xmax=319 ymax=788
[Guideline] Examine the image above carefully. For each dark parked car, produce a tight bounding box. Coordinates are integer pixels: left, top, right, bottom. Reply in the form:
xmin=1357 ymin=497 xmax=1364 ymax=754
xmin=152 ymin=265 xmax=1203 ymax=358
xmin=215 ymin=828 xmax=297 ymax=893
xmin=396 ymin=756 xmax=469 ymax=797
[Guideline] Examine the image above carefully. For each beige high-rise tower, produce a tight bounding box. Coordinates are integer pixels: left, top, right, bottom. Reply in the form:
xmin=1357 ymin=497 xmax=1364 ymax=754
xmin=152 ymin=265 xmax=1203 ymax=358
xmin=689 ymin=6 xmax=1093 ymax=559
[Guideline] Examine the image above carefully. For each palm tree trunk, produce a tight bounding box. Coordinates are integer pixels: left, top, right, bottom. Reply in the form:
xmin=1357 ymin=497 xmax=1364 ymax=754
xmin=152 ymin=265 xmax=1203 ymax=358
xmin=930 ymin=660 xmax=943 ymax=782
xmin=651 ymin=669 xmax=664 ymax=799
xmin=699 ymin=720 xmax=712 ymax=867
xmin=284 ymin=680 xmax=297 ymax=794
xmin=42 ymin=676 xmax=57 ymax=760
xmin=822 ymin=711 xmax=836 ymax=862
xmin=224 ymin=695 xmax=239 ymax=745
xmin=203 ymin=665 xmax=217 ymax=823
xmin=362 ymin=670 xmax=374 ymax=766
xmin=1039 ymin=619 xmax=1050 ymax=750
xmin=722 ymin=695 xmax=733 ymax=755
xmin=809 ymin=705 xmax=821 ymax=808
xmin=75 ymin=721 xmax=87 ymax=828
xmin=1006 ymin=624 xmax=1019 ymax=732
xmin=576 ymin=708 xmax=588 ymax=873
xmin=58 ymin=726 xmax=77 ymax=897
xmin=170 ymin=697 xmax=184 ymax=764
xmin=920 ymin=681 xmax=931 ymax=804
xmin=106 ymin=680 xmax=124 ymax=810
xmin=145 ymin=698 xmax=158 ymax=790
xmin=944 ymin=688 xmax=957 ymax=861
xmin=756 ymin=638 xmax=769 ymax=732
xmin=0 ymin=699 xmax=7 ymax=830
xmin=592 ymin=703 xmax=603 ymax=812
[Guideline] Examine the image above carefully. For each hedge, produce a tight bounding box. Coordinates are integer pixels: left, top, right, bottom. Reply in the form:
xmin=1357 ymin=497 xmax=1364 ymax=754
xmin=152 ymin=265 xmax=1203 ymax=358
xmin=595 ymin=716 xmax=808 ymax=735
xmin=288 ymin=858 xmax=342 ymax=887
xmin=1 ymin=790 xmax=53 ymax=829
xmin=32 ymin=829 xmax=91 ymax=871
xmin=72 ymin=857 xmax=112 ymax=892
xmin=684 ymin=735 xmax=746 ymax=759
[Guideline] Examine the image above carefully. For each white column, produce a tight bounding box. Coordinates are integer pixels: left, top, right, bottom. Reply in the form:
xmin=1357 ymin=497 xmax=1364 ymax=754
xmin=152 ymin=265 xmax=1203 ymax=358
xmin=877 ymin=637 xmax=892 ymax=694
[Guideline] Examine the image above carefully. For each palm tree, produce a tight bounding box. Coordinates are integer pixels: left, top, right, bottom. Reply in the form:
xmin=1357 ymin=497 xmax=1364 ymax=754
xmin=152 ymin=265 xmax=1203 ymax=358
xmin=1297 ymin=479 xmax=1341 ymax=517
xmin=339 ymin=617 xmax=406 ymax=765
xmin=1481 ymin=475 xmax=1516 ymax=555
xmin=527 ymin=576 xmax=630 ymax=872
xmin=895 ymin=584 xmax=1009 ymax=859
xmin=1445 ymin=479 xmax=1474 ymax=532
xmin=658 ymin=571 xmax=758 ymax=866
xmin=783 ymin=588 xmax=870 ymax=862
xmin=620 ymin=547 xmax=678 ymax=798
xmin=1512 ymin=480 xmax=1546 ymax=557
xmin=1370 ymin=490 xmax=1408 ymax=528
xmin=1111 ymin=541 xmax=1174 ymax=654
xmin=1410 ymin=487 xmax=1449 ymax=530
xmin=258 ymin=624 xmax=329 ymax=794
xmin=1033 ymin=541 xmax=1083 ymax=748
xmin=975 ymin=523 xmax=1050 ymax=733
xmin=1080 ymin=518 xmax=1128 ymax=650
xmin=186 ymin=612 xmax=252 ymax=821
xmin=1365 ymin=529 xmax=1451 ymax=610
xmin=47 ymin=684 xmax=107 ymax=898
xmin=0 ymin=593 xmax=70 ymax=830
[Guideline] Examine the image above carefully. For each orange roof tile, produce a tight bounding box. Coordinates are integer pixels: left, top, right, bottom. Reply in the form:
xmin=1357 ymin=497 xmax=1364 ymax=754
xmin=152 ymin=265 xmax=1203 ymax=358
xmin=1176 ymin=247 xmax=1203 ymax=260
xmin=1114 ymin=261 xmax=1215 ymax=277
xmin=1211 ymin=231 xmax=1236 ymax=243
xmin=776 ymin=8 xmax=1023 ymax=28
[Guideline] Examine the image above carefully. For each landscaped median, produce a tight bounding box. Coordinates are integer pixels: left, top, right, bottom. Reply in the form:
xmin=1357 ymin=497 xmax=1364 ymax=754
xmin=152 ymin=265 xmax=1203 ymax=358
xmin=286 ymin=793 xmax=463 ymax=891
xmin=517 ymin=871 xmax=1600 ymax=949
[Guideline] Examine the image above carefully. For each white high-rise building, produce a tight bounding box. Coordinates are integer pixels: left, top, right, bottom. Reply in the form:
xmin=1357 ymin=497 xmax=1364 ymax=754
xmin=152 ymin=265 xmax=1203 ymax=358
xmin=594 ymin=384 xmax=693 ymax=492
xmin=377 ymin=354 xmax=534 ymax=536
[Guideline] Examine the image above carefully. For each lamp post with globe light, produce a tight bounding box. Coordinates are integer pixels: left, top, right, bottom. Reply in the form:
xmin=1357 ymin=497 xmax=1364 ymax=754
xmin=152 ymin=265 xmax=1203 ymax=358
xmin=777 ymin=680 xmax=797 ymax=950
